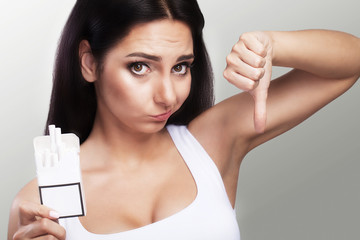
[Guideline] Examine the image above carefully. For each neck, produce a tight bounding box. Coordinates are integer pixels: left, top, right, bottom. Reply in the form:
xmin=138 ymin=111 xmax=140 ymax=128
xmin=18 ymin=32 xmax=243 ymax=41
xmin=80 ymin=115 xmax=169 ymax=169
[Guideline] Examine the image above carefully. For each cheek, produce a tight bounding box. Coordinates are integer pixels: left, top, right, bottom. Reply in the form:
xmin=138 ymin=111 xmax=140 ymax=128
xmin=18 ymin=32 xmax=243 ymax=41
xmin=100 ymin=72 xmax=157 ymax=112
xmin=177 ymin=77 xmax=192 ymax=104
xmin=96 ymin=70 xmax=137 ymax=106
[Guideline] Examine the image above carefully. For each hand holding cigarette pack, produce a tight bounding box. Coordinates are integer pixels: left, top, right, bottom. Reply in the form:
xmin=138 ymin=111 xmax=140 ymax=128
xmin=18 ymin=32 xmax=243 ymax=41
xmin=34 ymin=125 xmax=86 ymax=218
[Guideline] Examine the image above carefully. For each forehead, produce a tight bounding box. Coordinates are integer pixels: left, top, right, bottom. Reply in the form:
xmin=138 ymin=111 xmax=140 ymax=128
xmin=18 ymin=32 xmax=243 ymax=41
xmin=114 ymin=20 xmax=193 ymax=56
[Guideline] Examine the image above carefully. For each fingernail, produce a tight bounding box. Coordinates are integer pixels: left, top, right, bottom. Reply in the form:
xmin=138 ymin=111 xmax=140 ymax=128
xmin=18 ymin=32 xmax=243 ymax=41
xmin=49 ymin=210 xmax=60 ymax=219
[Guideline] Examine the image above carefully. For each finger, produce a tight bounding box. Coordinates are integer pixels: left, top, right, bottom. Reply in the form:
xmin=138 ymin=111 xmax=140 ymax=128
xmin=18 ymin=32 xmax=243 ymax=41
xmin=241 ymin=48 xmax=266 ymax=68
xmin=240 ymin=33 xmax=267 ymax=57
xmin=250 ymin=60 xmax=272 ymax=133
xmin=15 ymin=218 xmax=65 ymax=240
xmin=223 ymin=68 xmax=260 ymax=91
xmin=31 ymin=218 xmax=66 ymax=240
xmin=19 ymin=201 xmax=59 ymax=225
xmin=226 ymin=53 xmax=265 ymax=81
xmin=231 ymin=41 xmax=266 ymax=68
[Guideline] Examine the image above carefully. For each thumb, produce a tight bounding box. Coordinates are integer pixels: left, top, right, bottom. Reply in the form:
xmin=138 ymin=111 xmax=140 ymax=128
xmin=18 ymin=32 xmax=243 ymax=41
xmin=252 ymin=89 xmax=268 ymax=133
xmin=250 ymin=57 xmax=272 ymax=133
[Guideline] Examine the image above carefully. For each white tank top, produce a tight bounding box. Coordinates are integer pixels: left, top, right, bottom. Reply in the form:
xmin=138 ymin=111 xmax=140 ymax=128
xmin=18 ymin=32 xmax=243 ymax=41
xmin=60 ymin=125 xmax=241 ymax=239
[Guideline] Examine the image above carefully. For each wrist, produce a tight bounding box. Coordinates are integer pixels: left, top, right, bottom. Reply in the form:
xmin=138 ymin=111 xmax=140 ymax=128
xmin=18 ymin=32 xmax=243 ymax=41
xmin=265 ymin=31 xmax=282 ymax=66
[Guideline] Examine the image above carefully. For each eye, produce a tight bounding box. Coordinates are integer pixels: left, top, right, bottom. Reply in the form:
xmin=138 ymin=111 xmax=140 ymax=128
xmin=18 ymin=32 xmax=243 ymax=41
xmin=172 ymin=63 xmax=191 ymax=75
xmin=129 ymin=62 xmax=150 ymax=75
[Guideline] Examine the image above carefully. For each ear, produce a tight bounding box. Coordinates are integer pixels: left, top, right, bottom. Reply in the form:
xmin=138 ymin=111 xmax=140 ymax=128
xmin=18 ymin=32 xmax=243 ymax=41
xmin=79 ymin=40 xmax=97 ymax=83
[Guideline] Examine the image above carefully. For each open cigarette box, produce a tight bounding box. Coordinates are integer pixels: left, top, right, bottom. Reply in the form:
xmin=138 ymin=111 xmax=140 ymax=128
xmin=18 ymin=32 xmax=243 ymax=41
xmin=33 ymin=125 xmax=86 ymax=218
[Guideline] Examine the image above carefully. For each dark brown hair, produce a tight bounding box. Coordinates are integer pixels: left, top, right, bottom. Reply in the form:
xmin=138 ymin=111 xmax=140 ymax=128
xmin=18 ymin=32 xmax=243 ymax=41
xmin=45 ymin=0 xmax=214 ymax=143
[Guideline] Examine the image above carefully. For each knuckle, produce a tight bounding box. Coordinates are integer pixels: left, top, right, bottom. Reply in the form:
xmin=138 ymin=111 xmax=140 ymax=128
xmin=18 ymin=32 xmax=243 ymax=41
xmin=231 ymin=43 xmax=242 ymax=54
xmin=223 ymin=70 xmax=234 ymax=83
xmin=252 ymin=69 xmax=264 ymax=80
xmin=253 ymin=70 xmax=261 ymax=80
xmin=259 ymin=69 xmax=266 ymax=79
xmin=223 ymin=70 xmax=229 ymax=80
xmin=39 ymin=217 xmax=50 ymax=230
xmin=258 ymin=46 xmax=267 ymax=57
xmin=245 ymin=80 xmax=256 ymax=91
xmin=59 ymin=227 xmax=67 ymax=240
xmin=239 ymin=32 xmax=249 ymax=41
xmin=18 ymin=201 xmax=28 ymax=214
xmin=225 ymin=72 xmax=239 ymax=86
xmin=261 ymin=58 xmax=266 ymax=67
xmin=254 ymin=57 xmax=265 ymax=68
xmin=225 ymin=54 xmax=237 ymax=66
xmin=12 ymin=230 xmax=24 ymax=240
xmin=225 ymin=55 xmax=232 ymax=65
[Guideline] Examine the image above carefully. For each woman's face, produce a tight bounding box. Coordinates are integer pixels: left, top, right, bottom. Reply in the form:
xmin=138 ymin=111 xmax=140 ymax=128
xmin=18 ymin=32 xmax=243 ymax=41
xmin=95 ymin=20 xmax=194 ymax=134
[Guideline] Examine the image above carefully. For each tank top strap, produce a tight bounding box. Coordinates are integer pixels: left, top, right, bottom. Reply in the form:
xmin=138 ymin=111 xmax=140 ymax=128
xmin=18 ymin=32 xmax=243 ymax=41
xmin=166 ymin=124 xmax=228 ymax=196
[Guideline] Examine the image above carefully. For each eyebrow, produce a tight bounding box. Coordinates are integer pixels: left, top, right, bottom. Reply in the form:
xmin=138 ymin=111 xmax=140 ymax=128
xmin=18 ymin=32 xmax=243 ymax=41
xmin=126 ymin=52 xmax=194 ymax=62
xmin=177 ymin=54 xmax=195 ymax=62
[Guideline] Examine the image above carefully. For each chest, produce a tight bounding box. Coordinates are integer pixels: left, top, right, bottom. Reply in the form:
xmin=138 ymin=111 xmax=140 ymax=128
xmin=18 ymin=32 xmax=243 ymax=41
xmin=79 ymin=152 xmax=197 ymax=234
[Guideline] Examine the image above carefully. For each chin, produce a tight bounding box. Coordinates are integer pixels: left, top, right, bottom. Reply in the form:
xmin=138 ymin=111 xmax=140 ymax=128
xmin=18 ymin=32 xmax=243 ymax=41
xmin=136 ymin=121 xmax=168 ymax=134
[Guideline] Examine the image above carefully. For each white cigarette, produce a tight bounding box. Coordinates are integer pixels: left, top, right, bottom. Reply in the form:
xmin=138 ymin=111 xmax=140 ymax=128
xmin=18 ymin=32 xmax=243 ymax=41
xmin=49 ymin=125 xmax=56 ymax=153
xmin=55 ymin=127 xmax=64 ymax=159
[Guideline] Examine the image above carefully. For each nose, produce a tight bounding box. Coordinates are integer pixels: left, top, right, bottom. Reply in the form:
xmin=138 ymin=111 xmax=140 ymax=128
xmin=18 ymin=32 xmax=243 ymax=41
xmin=154 ymin=75 xmax=177 ymax=108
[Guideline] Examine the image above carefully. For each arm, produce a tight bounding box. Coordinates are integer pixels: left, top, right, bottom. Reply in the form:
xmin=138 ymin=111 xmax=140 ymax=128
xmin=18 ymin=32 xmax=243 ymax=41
xmin=250 ymin=30 xmax=360 ymax=148
xmin=7 ymin=179 xmax=66 ymax=240
xmin=189 ymin=30 xmax=360 ymax=176
xmin=271 ymin=30 xmax=360 ymax=79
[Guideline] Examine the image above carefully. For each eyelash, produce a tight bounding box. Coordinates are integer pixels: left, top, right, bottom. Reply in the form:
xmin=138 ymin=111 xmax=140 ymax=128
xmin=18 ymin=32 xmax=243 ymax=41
xmin=127 ymin=61 xmax=193 ymax=76
xmin=128 ymin=62 xmax=150 ymax=76
xmin=172 ymin=62 xmax=193 ymax=75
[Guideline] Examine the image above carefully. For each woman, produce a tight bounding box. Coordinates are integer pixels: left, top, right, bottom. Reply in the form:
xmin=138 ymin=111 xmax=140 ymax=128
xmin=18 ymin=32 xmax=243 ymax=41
xmin=8 ymin=0 xmax=360 ymax=239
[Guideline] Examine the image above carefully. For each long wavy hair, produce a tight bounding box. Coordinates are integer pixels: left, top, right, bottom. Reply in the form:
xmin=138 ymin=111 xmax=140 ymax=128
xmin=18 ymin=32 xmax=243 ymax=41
xmin=45 ymin=0 xmax=214 ymax=143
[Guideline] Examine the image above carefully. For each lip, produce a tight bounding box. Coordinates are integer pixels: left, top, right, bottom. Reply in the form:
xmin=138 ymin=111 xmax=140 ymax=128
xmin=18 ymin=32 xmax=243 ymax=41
xmin=150 ymin=110 xmax=172 ymax=122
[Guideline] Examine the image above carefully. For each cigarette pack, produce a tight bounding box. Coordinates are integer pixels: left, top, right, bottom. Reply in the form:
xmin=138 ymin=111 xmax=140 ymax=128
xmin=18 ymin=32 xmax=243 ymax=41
xmin=33 ymin=125 xmax=86 ymax=218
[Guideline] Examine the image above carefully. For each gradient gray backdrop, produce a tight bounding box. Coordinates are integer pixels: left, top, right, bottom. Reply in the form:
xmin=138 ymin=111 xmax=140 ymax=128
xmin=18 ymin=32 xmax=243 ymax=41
xmin=1 ymin=0 xmax=359 ymax=239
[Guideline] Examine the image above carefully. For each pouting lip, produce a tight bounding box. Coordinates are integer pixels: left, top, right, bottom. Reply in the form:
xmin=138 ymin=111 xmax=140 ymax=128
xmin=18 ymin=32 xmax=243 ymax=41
xmin=150 ymin=110 xmax=173 ymax=121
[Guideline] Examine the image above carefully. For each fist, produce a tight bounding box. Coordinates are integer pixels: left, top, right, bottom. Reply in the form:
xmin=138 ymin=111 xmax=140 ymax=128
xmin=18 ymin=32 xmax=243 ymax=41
xmin=223 ymin=31 xmax=273 ymax=133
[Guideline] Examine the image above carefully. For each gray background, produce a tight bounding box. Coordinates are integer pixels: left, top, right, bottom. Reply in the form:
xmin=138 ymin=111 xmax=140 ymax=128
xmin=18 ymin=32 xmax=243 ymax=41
xmin=1 ymin=0 xmax=359 ymax=239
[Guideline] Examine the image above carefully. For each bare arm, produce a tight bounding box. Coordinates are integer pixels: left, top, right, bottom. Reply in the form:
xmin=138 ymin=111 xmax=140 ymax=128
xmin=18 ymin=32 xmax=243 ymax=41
xmin=271 ymin=30 xmax=360 ymax=79
xmin=189 ymin=30 xmax=360 ymax=177
xmin=250 ymin=30 xmax=360 ymax=148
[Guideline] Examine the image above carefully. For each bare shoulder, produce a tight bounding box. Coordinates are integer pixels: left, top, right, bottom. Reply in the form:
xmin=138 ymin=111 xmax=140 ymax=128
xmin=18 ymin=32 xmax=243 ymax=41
xmin=11 ymin=178 xmax=40 ymax=207
xmin=8 ymin=178 xmax=39 ymax=238
xmin=188 ymin=92 xmax=253 ymax=174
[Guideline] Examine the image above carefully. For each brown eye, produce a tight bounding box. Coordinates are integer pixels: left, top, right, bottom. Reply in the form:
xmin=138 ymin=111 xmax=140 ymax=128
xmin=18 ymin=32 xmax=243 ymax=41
xmin=133 ymin=63 xmax=143 ymax=72
xmin=129 ymin=62 xmax=149 ymax=75
xmin=173 ymin=65 xmax=183 ymax=72
xmin=172 ymin=63 xmax=188 ymax=75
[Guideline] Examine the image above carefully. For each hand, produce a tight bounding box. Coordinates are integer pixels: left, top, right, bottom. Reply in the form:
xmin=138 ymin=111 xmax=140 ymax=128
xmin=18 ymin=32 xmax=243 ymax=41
xmin=223 ymin=31 xmax=273 ymax=133
xmin=12 ymin=201 xmax=66 ymax=240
